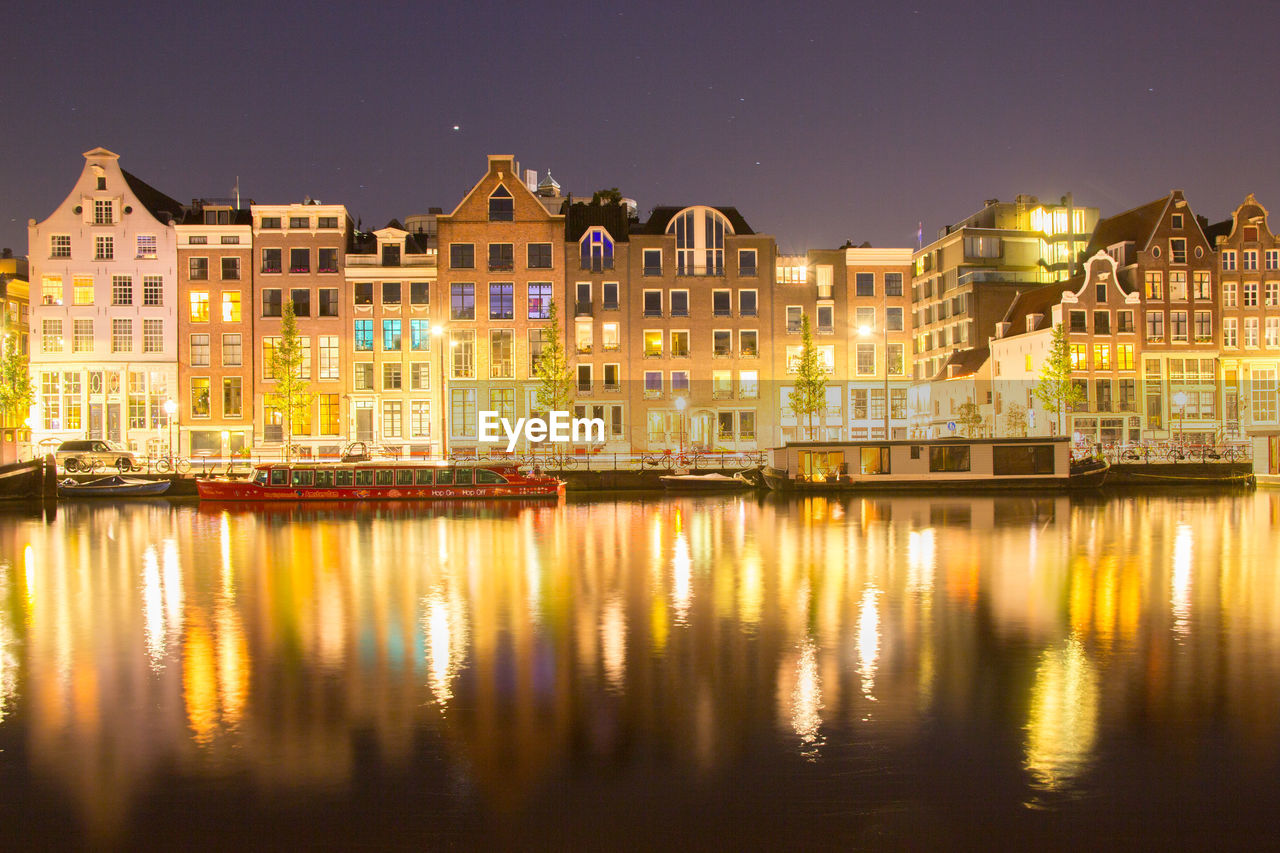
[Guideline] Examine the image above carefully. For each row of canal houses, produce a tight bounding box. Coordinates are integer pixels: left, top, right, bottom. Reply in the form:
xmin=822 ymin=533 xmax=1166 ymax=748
xmin=17 ymin=147 xmax=1280 ymax=468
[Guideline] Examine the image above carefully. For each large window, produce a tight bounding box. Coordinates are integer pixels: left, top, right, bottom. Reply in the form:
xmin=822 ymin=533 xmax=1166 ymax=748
xmin=528 ymin=243 xmax=553 ymax=269
xmin=488 ymin=185 xmax=514 ymax=222
xmin=451 ymin=283 xmax=475 ymax=320
xmin=382 ymin=319 xmax=401 ymax=351
xmin=580 ymin=228 xmax=614 ymax=271
xmin=450 ymin=244 xmax=474 ymax=269
xmin=929 ymin=444 xmax=970 ymax=472
xmin=222 ymin=333 xmax=242 ymax=366
xmin=190 ymin=291 xmax=210 ymax=323
xmin=190 ymin=333 xmax=210 ymax=366
xmin=318 ymin=336 xmax=338 ymax=380
xmin=289 ymin=248 xmax=309 ymax=273
xmin=190 ymin=378 xmax=211 ymax=418
xmin=451 ymin=330 xmax=474 ymax=378
xmin=111 ymin=275 xmax=132 ymax=306
xmin=143 ymin=319 xmax=164 ymax=353
xmin=527 ymin=283 xmax=552 ymax=319
xmin=72 ymin=319 xmax=94 ymax=353
xmin=490 ymin=329 xmax=514 ymax=378
xmin=223 ymin=378 xmax=243 ymax=418
xmin=111 ymin=319 xmax=131 ymax=353
xmin=855 ymin=272 xmax=874 ymax=297
xmin=451 ymin=388 xmax=477 ymax=436
xmin=354 ymin=319 xmax=373 ymax=351
xmin=667 ymin=207 xmax=729 ymax=276
xmin=489 ymin=283 xmax=513 ymax=320
xmin=488 ymin=243 xmax=514 ymax=272
xmin=262 ymin=248 xmax=282 ymax=274
xmin=222 ymin=290 xmax=241 ymax=322
xmin=992 ymin=444 xmax=1055 ymax=475
xmin=262 ymin=288 xmax=282 ymax=317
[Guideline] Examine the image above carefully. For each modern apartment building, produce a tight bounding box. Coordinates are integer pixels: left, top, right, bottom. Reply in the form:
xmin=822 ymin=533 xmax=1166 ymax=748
xmin=911 ymin=195 xmax=1098 ymax=382
xmin=176 ymin=200 xmax=254 ymax=458
xmin=1086 ymin=191 xmax=1218 ymax=441
xmin=250 ymin=202 xmax=351 ymax=457
xmin=28 ymin=147 xmax=183 ymax=453
xmin=628 ymin=205 xmax=775 ymax=451
xmin=1214 ymin=194 xmax=1280 ymax=435
xmin=344 ymin=222 xmax=437 ymax=453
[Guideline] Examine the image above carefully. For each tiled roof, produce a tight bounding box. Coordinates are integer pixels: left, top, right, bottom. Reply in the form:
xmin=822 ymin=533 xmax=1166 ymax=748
xmin=999 ymin=278 xmax=1079 ymax=336
xmin=932 ymin=346 xmax=990 ymax=381
xmin=1085 ymin=196 xmax=1168 ymax=255
xmin=564 ymin=202 xmax=631 ymax=242
xmin=122 ymin=170 xmax=185 ymax=222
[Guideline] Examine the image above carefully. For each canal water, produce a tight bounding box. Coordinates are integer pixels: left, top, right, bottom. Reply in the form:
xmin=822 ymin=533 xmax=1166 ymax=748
xmin=2 ymin=491 xmax=1280 ymax=849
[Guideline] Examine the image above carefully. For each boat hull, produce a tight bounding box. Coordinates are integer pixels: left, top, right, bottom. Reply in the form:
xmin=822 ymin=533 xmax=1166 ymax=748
xmin=763 ymin=463 xmax=1109 ymax=492
xmin=58 ymin=476 xmax=172 ymax=498
xmin=196 ymin=479 xmax=565 ymax=501
xmin=659 ymin=474 xmax=752 ymax=491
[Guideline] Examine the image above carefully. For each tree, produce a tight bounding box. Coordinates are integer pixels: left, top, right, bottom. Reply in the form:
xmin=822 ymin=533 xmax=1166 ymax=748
xmin=0 ymin=333 xmax=32 ymax=428
xmin=533 ymin=299 xmax=574 ymax=463
xmin=957 ymin=401 xmax=984 ymax=437
xmin=1004 ymin=402 xmax=1029 ymax=437
xmin=788 ymin=312 xmax=828 ymax=441
xmin=264 ymin=298 xmax=313 ymax=455
xmin=590 ymin=188 xmax=622 ymax=206
xmin=1033 ymin=323 xmax=1084 ymax=435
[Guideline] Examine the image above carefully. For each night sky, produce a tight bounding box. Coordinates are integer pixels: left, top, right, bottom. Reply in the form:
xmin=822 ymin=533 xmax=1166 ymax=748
xmin=5 ymin=0 xmax=1279 ymax=255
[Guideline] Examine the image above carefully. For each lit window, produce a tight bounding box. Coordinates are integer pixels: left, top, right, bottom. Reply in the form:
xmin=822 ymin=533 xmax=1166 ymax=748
xmin=189 ymin=291 xmax=210 ymax=322
xmin=222 ymin=291 xmax=241 ymax=322
xmin=666 ymin=206 xmax=730 ymax=275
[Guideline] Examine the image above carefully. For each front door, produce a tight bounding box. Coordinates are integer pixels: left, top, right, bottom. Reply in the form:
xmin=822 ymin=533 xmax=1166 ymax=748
xmin=107 ymin=404 xmax=121 ymax=443
xmin=88 ymin=404 xmax=103 ymax=439
xmin=356 ymin=406 xmax=373 ymax=441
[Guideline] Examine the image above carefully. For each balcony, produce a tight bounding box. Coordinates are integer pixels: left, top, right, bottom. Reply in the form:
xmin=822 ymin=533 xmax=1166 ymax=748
xmin=580 ymin=259 xmax=615 ymax=272
xmin=712 ymin=389 xmax=733 ymax=400
xmin=575 ymin=301 xmax=593 ymax=317
xmin=643 ymin=388 xmax=663 ymax=399
xmin=488 ymin=261 xmax=514 ymax=272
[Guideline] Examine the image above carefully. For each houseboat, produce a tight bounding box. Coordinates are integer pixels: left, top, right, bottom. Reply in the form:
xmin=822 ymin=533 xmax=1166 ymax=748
xmin=196 ymin=460 xmax=565 ymax=502
xmin=763 ymin=437 xmax=1108 ymax=492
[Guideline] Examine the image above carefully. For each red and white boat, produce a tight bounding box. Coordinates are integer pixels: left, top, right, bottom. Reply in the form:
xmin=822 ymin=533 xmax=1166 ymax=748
xmin=196 ymin=459 xmax=565 ymax=502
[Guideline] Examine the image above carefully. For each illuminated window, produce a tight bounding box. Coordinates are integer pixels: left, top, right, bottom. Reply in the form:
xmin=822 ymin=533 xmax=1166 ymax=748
xmin=1145 ymin=272 xmax=1162 ymax=299
xmin=189 ymin=291 xmax=210 ymax=322
xmin=644 ymin=330 xmax=663 ymax=358
xmin=223 ymin=378 xmax=243 ymax=418
xmin=739 ymin=370 xmax=759 ymax=399
xmin=318 ymin=336 xmax=338 ymax=380
xmin=1093 ymin=344 xmax=1110 ymax=370
xmin=73 ymin=276 xmax=94 ymax=305
xmin=1170 ymin=310 xmax=1188 ymax=342
xmin=221 ymin=290 xmax=241 ymax=322
xmin=450 ymin=330 xmax=474 ymax=378
xmin=527 ymin=283 xmax=552 ymax=319
xmin=1169 ymin=271 xmax=1187 ymax=301
xmin=1266 ymin=282 xmax=1280 ymax=307
xmin=580 ymin=228 xmax=614 ymax=272
xmin=382 ymin=319 xmax=401 ymax=351
xmin=1193 ymin=271 xmax=1211 ymax=300
xmin=489 ymin=283 xmax=513 ymax=320
xmin=450 ymin=283 xmax=475 ymax=320
xmin=1117 ymin=344 xmax=1134 ymax=370
xmin=137 ymin=234 xmax=157 ymax=258
xmin=491 ymin=329 xmax=514 ymax=378
xmin=382 ymin=362 xmax=402 ymax=390
xmin=41 ymin=275 xmax=63 ymax=306
xmin=1245 ymin=317 xmax=1259 ymax=347
xmin=670 ymin=330 xmax=689 ymax=357
xmin=740 ymin=330 xmax=758 ymax=358
xmin=602 ymin=322 xmax=619 ymax=351
xmin=190 ymin=378 xmax=211 ymax=417
xmin=1224 ymin=317 xmax=1238 ymax=348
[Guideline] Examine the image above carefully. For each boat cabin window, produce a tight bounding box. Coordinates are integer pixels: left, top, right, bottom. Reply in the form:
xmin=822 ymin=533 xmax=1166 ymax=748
xmin=436 ymin=468 xmax=454 ymax=485
xmin=415 ymin=469 xmax=434 ymax=485
xmin=395 ymin=469 xmax=414 ymax=486
xmin=929 ymin=445 xmax=971 ymax=473
xmin=798 ymin=450 xmax=845 ymax=482
xmin=269 ymin=468 xmax=289 ymax=486
xmin=335 ymin=470 xmax=353 ymax=486
xmin=910 ymin=445 xmax=922 ymax=460
xmin=375 ymin=469 xmax=394 ymax=486
xmin=455 ymin=468 xmax=473 ymax=485
xmin=992 ymin=444 xmax=1055 ymax=475
xmin=314 ymin=470 xmax=335 ymax=487
xmin=860 ymin=447 xmax=890 ymax=475
xmin=254 ymin=469 xmax=269 ymax=486
xmin=354 ymin=469 xmax=374 ymax=486
xmin=475 ymin=468 xmax=507 ymax=484
xmin=291 ymin=469 xmax=314 ymax=487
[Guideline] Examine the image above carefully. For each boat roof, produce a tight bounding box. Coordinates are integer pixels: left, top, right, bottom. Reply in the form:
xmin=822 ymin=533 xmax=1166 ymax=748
xmin=774 ymin=436 xmax=1070 ymax=449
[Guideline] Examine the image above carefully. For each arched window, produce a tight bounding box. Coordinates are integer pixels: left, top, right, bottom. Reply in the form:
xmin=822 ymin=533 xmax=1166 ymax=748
xmin=488 ymin=185 xmax=513 ymax=222
xmin=666 ymin=206 xmax=732 ymax=276
xmin=580 ymin=227 xmax=614 ymax=272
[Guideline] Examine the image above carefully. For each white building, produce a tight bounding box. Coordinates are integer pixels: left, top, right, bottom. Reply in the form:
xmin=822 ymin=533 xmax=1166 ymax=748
xmin=28 ymin=148 xmax=183 ymax=454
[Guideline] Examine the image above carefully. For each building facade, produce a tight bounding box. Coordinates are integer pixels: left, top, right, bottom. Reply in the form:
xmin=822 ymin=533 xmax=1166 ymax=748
xmin=28 ymin=147 xmax=183 ymax=454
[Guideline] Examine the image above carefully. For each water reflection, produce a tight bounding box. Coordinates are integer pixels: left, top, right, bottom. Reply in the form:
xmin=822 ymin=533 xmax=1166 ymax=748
xmin=1 ymin=492 xmax=1280 ymax=845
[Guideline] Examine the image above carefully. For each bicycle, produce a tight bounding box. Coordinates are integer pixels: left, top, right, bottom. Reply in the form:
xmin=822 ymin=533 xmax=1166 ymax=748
xmin=153 ymin=455 xmax=191 ymax=475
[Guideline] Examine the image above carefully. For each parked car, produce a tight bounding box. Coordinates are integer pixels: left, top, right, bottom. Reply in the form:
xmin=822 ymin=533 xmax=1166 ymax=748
xmin=55 ymin=440 xmax=141 ymax=473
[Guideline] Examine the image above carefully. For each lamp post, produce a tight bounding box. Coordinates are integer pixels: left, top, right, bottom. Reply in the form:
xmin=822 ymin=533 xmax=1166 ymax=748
xmin=431 ymin=325 xmax=457 ymax=459
xmin=675 ymin=394 xmax=687 ymax=454
xmin=163 ymin=399 xmax=178 ymax=459
xmin=1173 ymin=390 xmax=1187 ymax=445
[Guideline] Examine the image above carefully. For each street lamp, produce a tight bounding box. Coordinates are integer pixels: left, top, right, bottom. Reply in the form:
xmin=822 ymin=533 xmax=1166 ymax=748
xmin=675 ymin=394 xmax=687 ymax=454
xmin=431 ymin=325 xmax=457 ymax=459
xmin=163 ymin=399 xmax=178 ymax=459
xmin=1173 ymin=391 xmax=1188 ymax=444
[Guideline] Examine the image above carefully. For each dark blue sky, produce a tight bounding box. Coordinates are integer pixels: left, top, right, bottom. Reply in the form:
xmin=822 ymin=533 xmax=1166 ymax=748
xmin=5 ymin=0 xmax=1278 ymax=254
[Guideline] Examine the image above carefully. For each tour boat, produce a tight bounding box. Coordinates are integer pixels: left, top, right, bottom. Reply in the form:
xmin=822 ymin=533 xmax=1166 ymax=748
xmin=195 ymin=460 xmax=565 ymax=501
xmin=763 ymin=437 xmax=1109 ymax=492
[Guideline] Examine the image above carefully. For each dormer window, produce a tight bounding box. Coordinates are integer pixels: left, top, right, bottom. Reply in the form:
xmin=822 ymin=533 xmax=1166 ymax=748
xmin=580 ymin=228 xmax=614 ymax=272
xmin=488 ymin=185 xmax=514 ymax=221
xmin=92 ymin=164 xmax=106 ymax=191
xmin=666 ymin=206 xmax=731 ymax=276
xmin=382 ymin=244 xmax=401 ymax=267
xmin=1171 ymin=214 xmax=1183 ymax=229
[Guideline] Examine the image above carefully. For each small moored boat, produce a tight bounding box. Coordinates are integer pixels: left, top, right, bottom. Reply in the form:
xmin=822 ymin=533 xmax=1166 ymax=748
xmin=196 ymin=460 xmax=564 ymax=501
xmin=659 ymin=472 xmax=754 ymax=491
xmin=58 ymin=475 xmax=172 ymax=498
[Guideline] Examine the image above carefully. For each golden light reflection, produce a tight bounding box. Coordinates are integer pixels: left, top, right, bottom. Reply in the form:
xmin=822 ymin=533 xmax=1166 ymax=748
xmin=1172 ymin=523 xmax=1193 ymax=637
xmin=600 ymin=596 xmax=626 ymax=691
xmin=183 ymin=610 xmax=218 ymax=745
xmin=424 ymin=587 xmax=468 ymax=709
xmin=1024 ymin=636 xmax=1099 ymax=790
xmin=0 ymin=566 xmax=15 ymax=724
xmin=790 ymin=636 xmax=824 ymax=760
xmin=738 ymin=544 xmax=763 ymax=631
xmin=856 ymin=585 xmax=881 ymax=702
xmin=142 ymin=545 xmax=165 ymax=670
xmin=672 ymin=531 xmax=692 ymax=625
xmin=907 ymin=528 xmax=935 ymax=592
